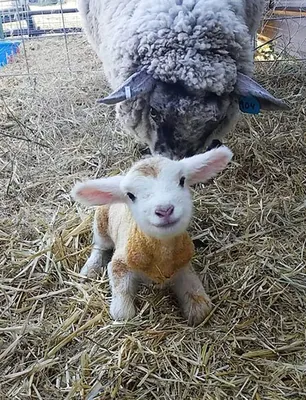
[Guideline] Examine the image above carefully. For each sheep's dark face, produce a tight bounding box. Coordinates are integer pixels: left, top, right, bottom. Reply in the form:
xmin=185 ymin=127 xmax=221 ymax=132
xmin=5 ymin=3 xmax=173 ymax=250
xmin=102 ymin=71 xmax=288 ymax=159
xmin=148 ymin=82 xmax=237 ymax=159
xmin=117 ymin=82 xmax=236 ymax=159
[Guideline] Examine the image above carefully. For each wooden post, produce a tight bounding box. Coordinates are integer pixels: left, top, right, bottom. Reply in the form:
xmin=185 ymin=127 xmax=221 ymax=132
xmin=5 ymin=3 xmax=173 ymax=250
xmin=0 ymin=18 xmax=4 ymax=39
xmin=23 ymin=5 xmax=36 ymax=36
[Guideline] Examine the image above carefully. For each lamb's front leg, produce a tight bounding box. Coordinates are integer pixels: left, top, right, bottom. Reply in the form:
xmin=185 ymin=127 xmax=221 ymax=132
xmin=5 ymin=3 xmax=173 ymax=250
xmin=80 ymin=210 xmax=113 ymax=278
xmin=107 ymin=258 xmax=138 ymax=321
xmin=171 ymin=265 xmax=212 ymax=326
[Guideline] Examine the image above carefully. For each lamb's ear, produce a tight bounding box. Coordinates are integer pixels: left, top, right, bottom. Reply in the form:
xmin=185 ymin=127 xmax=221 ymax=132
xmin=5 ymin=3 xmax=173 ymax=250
xmin=98 ymin=70 xmax=156 ymax=105
xmin=71 ymin=176 xmax=124 ymax=206
xmin=235 ymin=72 xmax=290 ymax=111
xmin=180 ymin=146 xmax=233 ymax=185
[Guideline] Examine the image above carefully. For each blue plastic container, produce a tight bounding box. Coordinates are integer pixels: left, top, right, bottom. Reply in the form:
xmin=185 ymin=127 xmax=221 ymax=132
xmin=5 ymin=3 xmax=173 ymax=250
xmin=0 ymin=41 xmax=21 ymax=67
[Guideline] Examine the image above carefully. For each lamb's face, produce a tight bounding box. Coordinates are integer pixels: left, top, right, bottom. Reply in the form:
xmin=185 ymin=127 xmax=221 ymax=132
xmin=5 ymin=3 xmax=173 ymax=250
xmin=117 ymin=83 xmax=236 ymax=159
xmin=71 ymin=147 xmax=233 ymax=240
xmin=120 ymin=156 xmax=193 ymax=239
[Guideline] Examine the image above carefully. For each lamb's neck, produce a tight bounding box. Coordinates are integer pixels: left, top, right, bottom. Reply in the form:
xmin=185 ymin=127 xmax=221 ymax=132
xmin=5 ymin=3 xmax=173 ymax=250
xmin=126 ymin=223 xmax=195 ymax=283
xmin=137 ymin=227 xmax=186 ymax=247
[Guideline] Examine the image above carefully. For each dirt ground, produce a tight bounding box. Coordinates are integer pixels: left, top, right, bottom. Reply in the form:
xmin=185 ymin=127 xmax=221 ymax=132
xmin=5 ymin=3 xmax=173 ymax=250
xmin=0 ymin=35 xmax=305 ymax=399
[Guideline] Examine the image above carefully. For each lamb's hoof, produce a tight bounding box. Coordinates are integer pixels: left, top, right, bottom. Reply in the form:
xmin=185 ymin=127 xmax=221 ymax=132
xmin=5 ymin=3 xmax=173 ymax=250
xmin=110 ymin=295 xmax=136 ymax=321
xmin=206 ymin=139 xmax=223 ymax=151
xmin=80 ymin=263 xmax=100 ymax=279
xmin=80 ymin=250 xmax=112 ymax=279
xmin=183 ymin=294 xmax=213 ymax=327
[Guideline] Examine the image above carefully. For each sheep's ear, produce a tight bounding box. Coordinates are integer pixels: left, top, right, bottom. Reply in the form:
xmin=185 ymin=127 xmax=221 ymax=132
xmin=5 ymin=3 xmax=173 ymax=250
xmin=98 ymin=70 xmax=156 ymax=105
xmin=180 ymin=146 xmax=233 ymax=185
xmin=235 ymin=72 xmax=290 ymax=111
xmin=71 ymin=176 xmax=124 ymax=206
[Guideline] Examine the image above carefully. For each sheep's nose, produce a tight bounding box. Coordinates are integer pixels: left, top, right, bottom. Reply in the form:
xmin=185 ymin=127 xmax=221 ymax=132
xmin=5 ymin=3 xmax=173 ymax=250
xmin=155 ymin=205 xmax=174 ymax=218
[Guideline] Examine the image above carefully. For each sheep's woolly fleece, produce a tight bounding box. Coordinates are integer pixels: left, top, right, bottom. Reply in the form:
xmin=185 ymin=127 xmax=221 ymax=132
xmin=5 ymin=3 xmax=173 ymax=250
xmin=96 ymin=0 xmax=255 ymax=94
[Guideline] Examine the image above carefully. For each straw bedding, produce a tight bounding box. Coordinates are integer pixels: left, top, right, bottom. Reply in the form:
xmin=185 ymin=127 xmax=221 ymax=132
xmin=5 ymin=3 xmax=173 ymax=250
xmin=0 ymin=35 xmax=305 ymax=399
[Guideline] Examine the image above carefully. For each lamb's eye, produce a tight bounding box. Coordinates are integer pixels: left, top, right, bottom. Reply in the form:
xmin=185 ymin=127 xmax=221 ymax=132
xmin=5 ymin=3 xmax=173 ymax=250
xmin=179 ymin=176 xmax=186 ymax=187
xmin=127 ymin=192 xmax=136 ymax=201
xmin=150 ymin=107 xmax=158 ymax=120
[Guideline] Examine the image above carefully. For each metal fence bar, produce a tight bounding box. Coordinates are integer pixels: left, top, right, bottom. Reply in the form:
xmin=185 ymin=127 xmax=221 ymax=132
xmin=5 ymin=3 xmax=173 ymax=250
xmin=59 ymin=0 xmax=71 ymax=70
xmin=1 ymin=8 xmax=78 ymax=23
xmin=13 ymin=0 xmax=30 ymax=74
xmin=1 ymin=10 xmax=306 ymax=38
xmin=4 ymin=27 xmax=82 ymax=36
xmin=1 ymin=5 xmax=80 ymax=38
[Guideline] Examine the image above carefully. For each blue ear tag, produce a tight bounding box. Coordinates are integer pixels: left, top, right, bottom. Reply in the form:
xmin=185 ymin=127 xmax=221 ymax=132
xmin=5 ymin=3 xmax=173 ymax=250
xmin=239 ymin=96 xmax=260 ymax=114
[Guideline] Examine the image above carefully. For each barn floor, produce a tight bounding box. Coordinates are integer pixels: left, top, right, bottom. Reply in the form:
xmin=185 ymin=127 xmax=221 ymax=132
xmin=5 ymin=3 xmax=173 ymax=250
xmin=0 ymin=35 xmax=306 ymax=399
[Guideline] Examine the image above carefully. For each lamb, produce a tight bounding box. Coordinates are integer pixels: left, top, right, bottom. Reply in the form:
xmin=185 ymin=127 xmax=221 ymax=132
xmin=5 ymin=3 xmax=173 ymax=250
xmin=78 ymin=0 xmax=289 ymax=159
xmin=71 ymin=146 xmax=233 ymax=326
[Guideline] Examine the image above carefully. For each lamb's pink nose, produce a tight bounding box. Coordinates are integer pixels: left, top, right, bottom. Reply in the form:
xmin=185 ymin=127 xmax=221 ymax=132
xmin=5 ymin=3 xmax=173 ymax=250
xmin=155 ymin=205 xmax=174 ymax=218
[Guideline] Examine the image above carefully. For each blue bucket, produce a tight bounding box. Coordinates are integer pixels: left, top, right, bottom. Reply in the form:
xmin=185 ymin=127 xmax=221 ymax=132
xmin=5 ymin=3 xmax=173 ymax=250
xmin=0 ymin=41 xmax=21 ymax=67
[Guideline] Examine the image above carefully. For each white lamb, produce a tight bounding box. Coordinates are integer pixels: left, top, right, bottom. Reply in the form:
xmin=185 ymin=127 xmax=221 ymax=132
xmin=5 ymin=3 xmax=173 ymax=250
xmin=71 ymin=146 xmax=233 ymax=326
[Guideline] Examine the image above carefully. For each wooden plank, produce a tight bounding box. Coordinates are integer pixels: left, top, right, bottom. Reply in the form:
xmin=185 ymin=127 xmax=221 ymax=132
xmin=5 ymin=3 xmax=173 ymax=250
xmin=273 ymin=8 xmax=306 ymax=15
xmin=0 ymin=19 xmax=4 ymax=39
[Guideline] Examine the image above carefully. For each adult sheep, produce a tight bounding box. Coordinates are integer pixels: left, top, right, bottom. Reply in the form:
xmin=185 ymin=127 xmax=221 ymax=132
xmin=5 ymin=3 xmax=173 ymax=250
xmin=78 ymin=0 xmax=289 ymax=159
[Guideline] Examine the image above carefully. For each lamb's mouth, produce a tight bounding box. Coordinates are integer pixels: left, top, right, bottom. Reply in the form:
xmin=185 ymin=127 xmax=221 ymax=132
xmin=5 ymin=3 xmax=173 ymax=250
xmin=153 ymin=219 xmax=179 ymax=228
